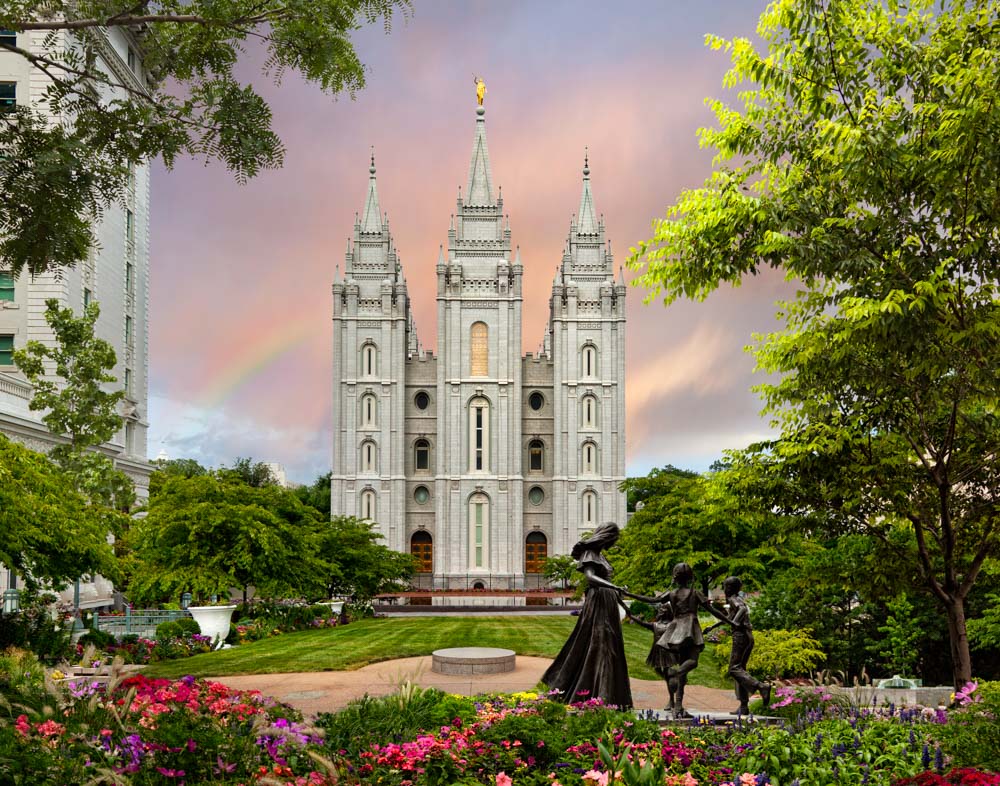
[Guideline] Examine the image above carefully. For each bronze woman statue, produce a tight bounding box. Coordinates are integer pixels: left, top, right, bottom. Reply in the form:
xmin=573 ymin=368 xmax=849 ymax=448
xmin=542 ymin=522 xmax=632 ymax=708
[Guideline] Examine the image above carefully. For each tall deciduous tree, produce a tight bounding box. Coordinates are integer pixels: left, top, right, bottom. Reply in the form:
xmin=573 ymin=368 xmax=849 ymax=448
xmin=315 ymin=516 xmax=415 ymax=602
xmin=0 ymin=0 xmax=408 ymax=278
xmin=13 ymin=299 xmax=134 ymax=511
xmin=629 ymin=0 xmax=1000 ymax=686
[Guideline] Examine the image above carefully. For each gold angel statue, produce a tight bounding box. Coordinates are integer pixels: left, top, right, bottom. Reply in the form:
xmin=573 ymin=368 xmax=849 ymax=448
xmin=473 ymin=75 xmax=486 ymax=106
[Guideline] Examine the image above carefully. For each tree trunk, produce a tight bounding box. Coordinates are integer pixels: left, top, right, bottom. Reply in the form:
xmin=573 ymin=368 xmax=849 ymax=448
xmin=242 ymin=585 xmax=248 ymax=606
xmin=943 ymin=595 xmax=972 ymax=689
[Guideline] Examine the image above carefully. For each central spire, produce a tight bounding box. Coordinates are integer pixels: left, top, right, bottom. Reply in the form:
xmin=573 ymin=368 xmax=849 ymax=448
xmin=577 ymin=148 xmax=598 ymax=235
xmin=360 ymin=148 xmax=382 ymax=233
xmin=466 ymin=106 xmax=495 ymax=206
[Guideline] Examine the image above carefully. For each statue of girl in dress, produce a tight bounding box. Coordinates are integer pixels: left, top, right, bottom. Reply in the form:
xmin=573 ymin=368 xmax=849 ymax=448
xmin=542 ymin=522 xmax=632 ymax=708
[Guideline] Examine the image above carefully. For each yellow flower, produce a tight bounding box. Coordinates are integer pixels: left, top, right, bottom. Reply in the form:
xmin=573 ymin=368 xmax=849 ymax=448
xmin=50 ymin=669 xmax=65 ymax=681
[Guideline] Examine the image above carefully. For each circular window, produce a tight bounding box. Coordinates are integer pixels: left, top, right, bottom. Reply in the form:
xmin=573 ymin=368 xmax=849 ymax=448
xmin=414 ymin=485 xmax=430 ymax=504
xmin=415 ymin=391 xmax=430 ymax=410
xmin=528 ymin=391 xmax=544 ymax=411
xmin=528 ymin=486 xmax=544 ymax=505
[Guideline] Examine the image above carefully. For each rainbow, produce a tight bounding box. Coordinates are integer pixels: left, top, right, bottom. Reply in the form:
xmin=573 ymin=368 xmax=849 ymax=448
xmin=198 ymin=315 xmax=317 ymax=409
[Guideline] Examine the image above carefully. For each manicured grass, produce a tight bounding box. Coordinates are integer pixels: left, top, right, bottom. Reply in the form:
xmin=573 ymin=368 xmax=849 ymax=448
xmin=144 ymin=616 xmax=729 ymax=688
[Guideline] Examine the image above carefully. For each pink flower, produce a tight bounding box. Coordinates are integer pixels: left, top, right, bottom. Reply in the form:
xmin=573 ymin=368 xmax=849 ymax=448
xmin=583 ymin=770 xmax=610 ymax=786
xmin=740 ymin=774 xmax=757 ymax=786
xmin=496 ymin=773 xmax=513 ymax=786
xmin=14 ymin=715 xmax=30 ymax=737
xmin=35 ymin=720 xmax=65 ymax=737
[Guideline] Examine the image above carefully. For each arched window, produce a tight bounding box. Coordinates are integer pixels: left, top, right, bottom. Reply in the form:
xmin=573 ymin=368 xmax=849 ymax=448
xmin=414 ymin=438 xmax=430 ymax=471
xmin=411 ymin=531 xmax=433 ymax=573
xmin=468 ymin=397 xmax=490 ymax=472
xmin=361 ymin=489 xmax=377 ymax=521
xmin=525 ymin=532 xmax=547 ymax=574
xmin=361 ymin=393 xmax=377 ymax=427
xmin=582 ymin=440 xmax=598 ymax=475
xmin=582 ymin=395 xmax=598 ymax=428
xmin=470 ymin=321 xmax=488 ymax=377
xmin=528 ymin=439 xmax=544 ymax=473
xmin=362 ymin=343 xmax=377 ymax=377
xmin=361 ymin=439 xmax=377 ymax=473
xmin=582 ymin=490 xmax=598 ymax=526
xmin=581 ymin=344 xmax=598 ymax=379
xmin=469 ymin=492 xmax=489 ymax=570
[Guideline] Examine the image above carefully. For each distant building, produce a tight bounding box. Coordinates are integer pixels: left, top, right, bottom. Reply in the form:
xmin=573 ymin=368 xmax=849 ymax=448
xmin=0 ymin=26 xmax=152 ymax=608
xmin=331 ymin=105 xmax=627 ymax=589
xmin=265 ymin=462 xmax=290 ymax=488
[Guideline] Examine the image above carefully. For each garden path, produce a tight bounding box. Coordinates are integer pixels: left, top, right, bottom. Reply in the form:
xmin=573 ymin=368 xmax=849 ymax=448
xmin=213 ymin=656 xmax=738 ymax=717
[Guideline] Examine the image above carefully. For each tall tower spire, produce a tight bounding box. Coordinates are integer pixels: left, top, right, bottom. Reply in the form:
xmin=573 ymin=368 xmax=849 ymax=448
xmin=360 ymin=148 xmax=382 ymax=233
xmin=466 ymin=106 xmax=495 ymax=206
xmin=577 ymin=148 xmax=598 ymax=235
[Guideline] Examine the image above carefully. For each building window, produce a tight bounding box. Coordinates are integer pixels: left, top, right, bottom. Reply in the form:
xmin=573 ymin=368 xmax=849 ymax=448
xmin=83 ymin=288 xmax=92 ymax=308
xmin=126 ymin=209 xmax=134 ymax=244
xmin=469 ymin=492 xmax=489 ymax=570
xmin=414 ymin=438 xmax=430 ymax=471
xmin=126 ymin=262 xmax=134 ymax=294
xmin=0 ymin=82 xmax=15 ymax=113
xmin=528 ymin=486 xmax=544 ymax=506
xmin=127 ymin=47 xmax=136 ymax=72
xmin=470 ymin=321 xmax=488 ymax=377
xmin=361 ymin=439 xmax=377 ymax=473
xmin=582 ymin=395 xmax=598 ymax=428
xmin=125 ymin=315 xmax=133 ymax=345
xmin=0 ymin=30 xmax=16 ymax=47
xmin=361 ymin=343 xmax=377 ymax=377
xmin=0 ymin=271 xmax=14 ymax=301
xmin=124 ymin=368 xmax=132 ymax=396
xmin=525 ymin=531 xmax=548 ymax=574
xmin=528 ymin=391 xmax=544 ymax=411
xmin=582 ymin=490 xmax=598 ymax=526
xmin=414 ymin=485 xmax=430 ymax=505
xmin=582 ymin=441 xmax=598 ymax=475
xmin=528 ymin=439 xmax=544 ymax=473
xmin=468 ymin=397 xmax=490 ymax=472
xmin=361 ymin=393 xmax=376 ymax=427
xmin=411 ymin=531 xmax=433 ymax=572
xmin=414 ymin=390 xmax=430 ymax=410
xmin=360 ymin=489 xmax=376 ymax=521
xmin=581 ymin=344 xmax=598 ymax=378
xmin=0 ymin=334 xmax=13 ymax=365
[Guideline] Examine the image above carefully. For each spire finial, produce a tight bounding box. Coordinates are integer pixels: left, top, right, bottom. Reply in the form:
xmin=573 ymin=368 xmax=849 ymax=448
xmin=369 ymin=146 xmax=376 ymax=175
xmin=583 ymin=147 xmax=590 ymax=177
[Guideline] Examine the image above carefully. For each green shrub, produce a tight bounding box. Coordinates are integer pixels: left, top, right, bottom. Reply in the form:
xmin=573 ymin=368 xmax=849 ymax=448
xmin=77 ymin=629 xmax=116 ymax=650
xmin=937 ymin=681 xmax=1000 ymax=771
xmin=155 ymin=620 xmax=183 ymax=640
xmin=0 ymin=607 xmax=73 ymax=663
xmin=0 ymin=647 xmax=45 ymax=696
xmin=175 ymin=617 xmax=201 ymax=636
xmin=714 ymin=627 xmax=825 ymax=680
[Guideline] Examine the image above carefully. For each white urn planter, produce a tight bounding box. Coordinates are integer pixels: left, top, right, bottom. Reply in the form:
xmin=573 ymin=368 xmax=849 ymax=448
xmin=187 ymin=605 xmax=237 ymax=649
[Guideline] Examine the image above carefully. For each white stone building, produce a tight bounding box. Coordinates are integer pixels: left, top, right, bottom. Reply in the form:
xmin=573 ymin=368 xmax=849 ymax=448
xmin=0 ymin=26 xmax=152 ymax=607
xmin=331 ymin=106 xmax=627 ymax=589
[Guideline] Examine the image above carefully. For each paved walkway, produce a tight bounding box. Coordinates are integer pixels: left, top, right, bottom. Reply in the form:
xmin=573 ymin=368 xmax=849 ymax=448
xmin=214 ymin=656 xmax=739 ymax=717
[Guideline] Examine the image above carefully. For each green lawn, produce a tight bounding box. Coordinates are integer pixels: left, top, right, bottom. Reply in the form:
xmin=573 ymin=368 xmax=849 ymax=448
xmin=144 ymin=616 xmax=729 ymax=688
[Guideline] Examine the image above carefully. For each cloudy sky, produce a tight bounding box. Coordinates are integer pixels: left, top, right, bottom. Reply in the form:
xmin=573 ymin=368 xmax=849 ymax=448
xmin=147 ymin=0 xmax=793 ymax=484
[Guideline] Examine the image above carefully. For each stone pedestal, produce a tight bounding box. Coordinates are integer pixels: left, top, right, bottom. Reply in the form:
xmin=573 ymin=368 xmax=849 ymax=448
xmin=431 ymin=647 xmax=516 ymax=675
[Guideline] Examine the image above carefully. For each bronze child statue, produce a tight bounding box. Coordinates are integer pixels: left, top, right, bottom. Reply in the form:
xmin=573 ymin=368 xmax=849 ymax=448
xmin=705 ymin=575 xmax=772 ymax=715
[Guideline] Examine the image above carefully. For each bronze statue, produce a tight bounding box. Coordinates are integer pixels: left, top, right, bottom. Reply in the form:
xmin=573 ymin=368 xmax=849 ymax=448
xmin=627 ymin=600 xmax=680 ymax=711
xmin=542 ymin=523 xmax=633 ymax=708
xmin=625 ymin=562 xmax=733 ymax=718
xmin=705 ymin=576 xmax=772 ymax=715
xmin=473 ymin=75 xmax=487 ymax=106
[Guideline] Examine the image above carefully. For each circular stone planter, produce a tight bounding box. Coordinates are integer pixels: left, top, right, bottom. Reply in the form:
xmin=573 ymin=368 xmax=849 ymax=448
xmin=431 ymin=647 xmax=516 ymax=675
xmin=187 ymin=605 xmax=237 ymax=649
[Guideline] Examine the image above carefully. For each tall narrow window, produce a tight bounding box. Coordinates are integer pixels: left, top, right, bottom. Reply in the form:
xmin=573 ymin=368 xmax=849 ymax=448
xmin=361 ymin=440 xmax=377 ymax=473
xmin=0 ymin=335 xmax=14 ymax=366
xmin=411 ymin=531 xmax=433 ymax=573
xmin=528 ymin=439 xmax=544 ymax=472
xmin=525 ymin=532 xmax=548 ymax=574
xmin=581 ymin=344 xmax=598 ymax=378
xmin=126 ymin=209 xmax=134 ymax=243
xmin=124 ymin=368 xmax=132 ymax=396
xmin=0 ymin=271 xmax=14 ymax=301
xmin=125 ymin=315 xmax=134 ymax=345
xmin=361 ymin=489 xmax=376 ymax=521
xmin=362 ymin=343 xmax=377 ymax=377
xmin=582 ymin=490 xmax=598 ymax=526
xmin=470 ymin=321 xmax=488 ymax=377
xmin=469 ymin=493 xmax=489 ymax=570
xmin=582 ymin=395 xmax=598 ymax=428
xmin=414 ymin=438 xmax=430 ymax=471
xmin=126 ymin=262 xmax=134 ymax=294
xmin=127 ymin=47 xmax=136 ymax=72
xmin=469 ymin=397 xmax=490 ymax=472
xmin=361 ymin=393 xmax=376 ymax=427
xmin=83 ymin=288 xmax=92 ymax=307
xmin=582 ymin=441 xmax=598 ymax=475
xmin=0 ymin=82 xmax=16 ymax=113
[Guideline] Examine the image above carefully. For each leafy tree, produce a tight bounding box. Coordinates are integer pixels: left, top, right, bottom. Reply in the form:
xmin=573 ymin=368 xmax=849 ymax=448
xmin=220 ymin=456 xmax=276 ymax=488
xmin=0 ymin=435 xmax=117 ymax=591
xmin=614 ymin=467 xmax=788 ymax=596
xmin=0 ymin=0 xmax=409 ymax=278
xmin=295 ymin=472 xmax=332 ymax=517
xmin=127 ymin=473 xmax=326 ymax=604
xmin=877 ymin=594 xmax=923 ymax=678
xmin=629 ymin=0 xmax=1000 ymax=686
xmin=148 ymin=457 xmax=208 ymax=496
xmin=315 ymin=516 xmax=415 ymax=602
xmin=13 ymin=298 xmax=134 ymax=511
xmin=713 ymin=628 xmax=825 ymax=681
